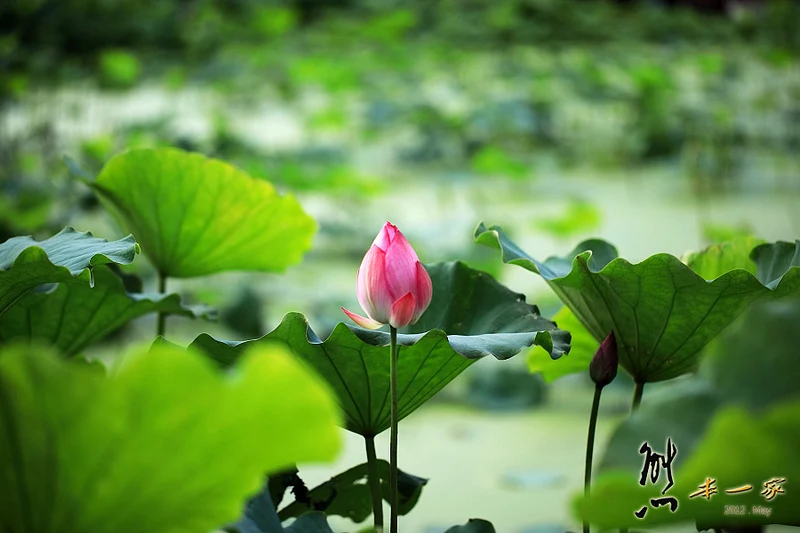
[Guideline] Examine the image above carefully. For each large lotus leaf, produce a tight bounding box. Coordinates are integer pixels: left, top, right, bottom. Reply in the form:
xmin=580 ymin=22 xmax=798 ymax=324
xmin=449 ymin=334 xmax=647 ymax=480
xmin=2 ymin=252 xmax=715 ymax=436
xmin=89 ymin=147 xmax=316 ymax=277
xmin=0 ymin=227 xmax=138 ymax=316
xmin=575 ymin=298 xmax=800 ymax=528
xmin=475 ymin=223 xmax=800 ymax=382
xmin=0 ymin=343 xmax=341 ymax=533
xmin=527 ymin=237 xmax=767 ymax=383
xmin=190 ymin=261 xmax=570 ymax=436
xmin=0 ymin=266 xmax=211 ymax=357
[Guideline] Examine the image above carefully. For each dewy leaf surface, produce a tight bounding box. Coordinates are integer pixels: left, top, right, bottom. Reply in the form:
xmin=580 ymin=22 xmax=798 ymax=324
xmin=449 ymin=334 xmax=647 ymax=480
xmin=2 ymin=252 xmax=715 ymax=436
xmin=90 ymin=147 xmax=316 ymax=277
xmin=0 ymin=266 xmax=210 ymax=357
xmin=575 ymin=298 xmax=800 ymax=529
xmin=0 ymin=227 xmax=138 ymax=316
xmin=190 ymin=261 xmax=570 ymax=436
xmin=0 ymin=343 xmax=341 ymax=533
xmin=475 ymin=223 xmax=800 ymax=382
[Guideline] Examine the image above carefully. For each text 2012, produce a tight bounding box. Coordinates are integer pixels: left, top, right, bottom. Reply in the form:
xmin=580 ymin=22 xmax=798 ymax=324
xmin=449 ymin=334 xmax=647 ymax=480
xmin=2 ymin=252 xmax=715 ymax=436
xmin=724 ymin=505 xmax=746 ymax=516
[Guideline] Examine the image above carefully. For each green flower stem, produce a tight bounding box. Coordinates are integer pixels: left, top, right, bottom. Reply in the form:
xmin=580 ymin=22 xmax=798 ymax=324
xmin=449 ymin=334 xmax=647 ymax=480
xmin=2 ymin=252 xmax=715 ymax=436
xmin=156 ymin=271 xmax=167 ymax=337
xmin=584 ymin=385 xmax=603 ymax=533
xmin=389 ymin=326 xmax=399 ymax=533
xmin=615 ymin=382 xmax=646 ymax=533
xmin=631 ymin=381 xmax=645 ymax=411
xmin=365 ymin=435 xmax=384 ymax=531
xmin=619 ymin=382 xmax=645 ymax=533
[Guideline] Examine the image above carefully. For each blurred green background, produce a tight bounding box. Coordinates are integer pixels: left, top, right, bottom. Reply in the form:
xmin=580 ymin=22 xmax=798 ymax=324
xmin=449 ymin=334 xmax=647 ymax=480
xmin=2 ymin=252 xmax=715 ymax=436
xmin=1 ymin=1 xmax=799 ymax=531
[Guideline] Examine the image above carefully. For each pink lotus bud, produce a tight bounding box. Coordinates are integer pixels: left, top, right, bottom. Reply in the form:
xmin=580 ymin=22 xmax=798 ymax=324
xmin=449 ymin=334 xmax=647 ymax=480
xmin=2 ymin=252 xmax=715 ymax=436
xmin=589 ymin=331 xmax=618 ymax=388
xmin=342 ymin=222 xmax=433 ymax=330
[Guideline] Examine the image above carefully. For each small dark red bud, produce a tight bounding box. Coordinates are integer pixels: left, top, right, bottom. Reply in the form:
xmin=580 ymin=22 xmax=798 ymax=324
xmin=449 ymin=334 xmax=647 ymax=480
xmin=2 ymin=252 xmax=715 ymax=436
xmin=590 ymin=331 xmax=618 ymax=388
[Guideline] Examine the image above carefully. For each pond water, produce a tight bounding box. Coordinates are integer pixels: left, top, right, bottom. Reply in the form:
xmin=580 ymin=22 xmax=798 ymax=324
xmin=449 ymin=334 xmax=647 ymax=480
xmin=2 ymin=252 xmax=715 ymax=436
xmin=300 ymin=400 xmax=799 ymax=533
xmin=305 ymin=400 xmax=624 ymax=533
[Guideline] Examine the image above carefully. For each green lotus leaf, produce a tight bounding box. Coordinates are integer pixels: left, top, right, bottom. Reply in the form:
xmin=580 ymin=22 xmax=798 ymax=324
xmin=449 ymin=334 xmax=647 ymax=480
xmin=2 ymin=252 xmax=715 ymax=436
xmin=682 ymin=236 xmax=764 ymax=280
xmin=528 ymin=237 xmax=768 ymax=383
xmin=230 ymin=480 xmax=285 ymax=533
xmin=190 ymin=261 xmax=570 ymax=436
xmin=575 ymin=298 xmax=800 ymax=528
xmin=475 ymin=222 xmax=800 ymax=382
xmin=230 ymin=472 xmax=381 ymax=533
xmin=232 ymin=506 xmax=342 ymax=533
xmin=0 ymin=227 xmax=138 ymax=316
xmin=276 ymin=461 xmax=427 ymax=522
xmin=751 ymin=239 xmax=800 ymax=296
xmin=283 ymin=513 xmax=337 ymax=533
xmin=444 ymin=519 xmax=497 ymax=533
xmin=0 ymin=266 xmax=212 ymax=357
xmin=526 ymin=306 xmax=599 ymax=383
xmin=89 ymin=147 xmax=316 ymax=277
xmin=0 ymin=342 xmax=341 ymax=533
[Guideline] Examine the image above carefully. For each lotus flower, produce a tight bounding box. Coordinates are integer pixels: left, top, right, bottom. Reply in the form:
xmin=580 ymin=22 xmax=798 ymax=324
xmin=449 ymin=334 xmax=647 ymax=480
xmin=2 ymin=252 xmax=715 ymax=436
xmin=589 ymin=331 xmax=619 ymax=388
xmin=342 ymin=222 xmax=433 ymax=330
